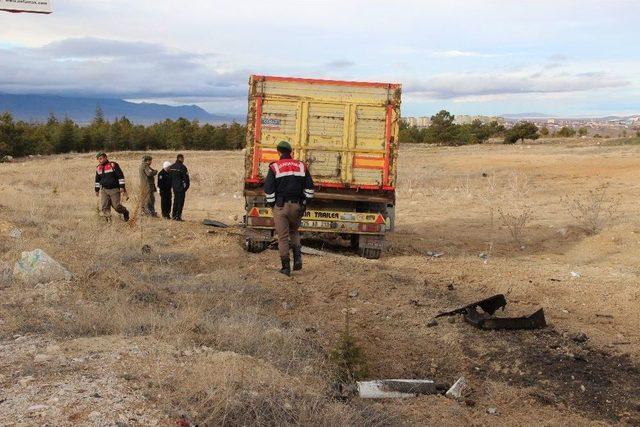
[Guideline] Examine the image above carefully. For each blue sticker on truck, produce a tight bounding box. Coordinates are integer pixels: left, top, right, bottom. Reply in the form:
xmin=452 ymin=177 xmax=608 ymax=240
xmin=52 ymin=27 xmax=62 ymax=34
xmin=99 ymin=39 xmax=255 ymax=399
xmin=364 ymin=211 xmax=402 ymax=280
xmin=261 ymin=118 xmax=281 ymax=129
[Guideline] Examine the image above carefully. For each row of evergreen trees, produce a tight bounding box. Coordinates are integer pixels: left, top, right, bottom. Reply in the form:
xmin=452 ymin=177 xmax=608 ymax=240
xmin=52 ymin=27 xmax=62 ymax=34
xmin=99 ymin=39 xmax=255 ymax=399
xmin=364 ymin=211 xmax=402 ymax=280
xmin=0 ymin=107 xmax=246 ymax=158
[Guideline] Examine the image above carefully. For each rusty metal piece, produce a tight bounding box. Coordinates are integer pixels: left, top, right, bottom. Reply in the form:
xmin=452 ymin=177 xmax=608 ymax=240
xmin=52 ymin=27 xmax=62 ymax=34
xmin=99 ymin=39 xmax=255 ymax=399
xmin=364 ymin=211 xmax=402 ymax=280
xmin=465 ymin=307 xmax=546 ymax=330
xmin=435 ymin=294 xmax=507 ymax=318
xmin=434 ymin=294 xmax=546 ymax=330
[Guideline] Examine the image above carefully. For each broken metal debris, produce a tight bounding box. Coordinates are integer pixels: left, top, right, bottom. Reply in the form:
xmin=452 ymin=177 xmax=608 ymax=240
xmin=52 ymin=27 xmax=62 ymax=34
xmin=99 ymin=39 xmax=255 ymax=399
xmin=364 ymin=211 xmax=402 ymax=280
xmin=434 ymin=294 xmax=546 ymax=330
xmin=465 ymin=307 xmax=546 ymax=330
xmin=436 ymin=294 xmax=507 ymax=318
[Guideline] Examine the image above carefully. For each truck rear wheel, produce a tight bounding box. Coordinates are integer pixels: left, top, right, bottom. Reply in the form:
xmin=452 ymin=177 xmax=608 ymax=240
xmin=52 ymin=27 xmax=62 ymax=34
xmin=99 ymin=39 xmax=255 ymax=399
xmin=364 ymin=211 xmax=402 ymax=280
xmin=357 ymin=235 xmax=384 ymax=259
xmin=350 ymin=234 xmax=360 ymax=250
xmin=359 ymin=247 xmax=381 ymax=259
xmin=245 ymin=238 xmax=268 ymax=253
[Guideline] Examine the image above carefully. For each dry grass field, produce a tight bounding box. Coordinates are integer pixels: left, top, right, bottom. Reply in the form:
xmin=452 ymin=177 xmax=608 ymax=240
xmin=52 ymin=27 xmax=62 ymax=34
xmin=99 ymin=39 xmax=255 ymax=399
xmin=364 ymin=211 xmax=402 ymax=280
xmin=1 ymin=139 xmax=639 ymax=426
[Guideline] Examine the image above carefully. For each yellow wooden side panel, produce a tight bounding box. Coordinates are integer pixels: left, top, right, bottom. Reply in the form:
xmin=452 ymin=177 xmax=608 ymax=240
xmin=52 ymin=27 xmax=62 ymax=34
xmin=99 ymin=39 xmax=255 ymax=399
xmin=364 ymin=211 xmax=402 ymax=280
xmin=350 ymin=105 xmax=386 ymax=186
xmin=260 ymin=81 xmax=393 ymax=104
xmin=355 ymin=106 xmax=386 ymax=150
xmin=305 ymin=103 xmax=344 ymax=181
xmin=247 ymin=77 xmax=401 ymax=188
xmin=257 ymin=100 xmax=298 ymax=177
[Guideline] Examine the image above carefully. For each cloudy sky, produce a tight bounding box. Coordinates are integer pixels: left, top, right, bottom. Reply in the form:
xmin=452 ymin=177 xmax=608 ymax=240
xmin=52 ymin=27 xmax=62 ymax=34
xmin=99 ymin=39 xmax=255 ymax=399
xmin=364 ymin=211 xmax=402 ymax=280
xmin=1 ymin=0 xmax=639 ymax=116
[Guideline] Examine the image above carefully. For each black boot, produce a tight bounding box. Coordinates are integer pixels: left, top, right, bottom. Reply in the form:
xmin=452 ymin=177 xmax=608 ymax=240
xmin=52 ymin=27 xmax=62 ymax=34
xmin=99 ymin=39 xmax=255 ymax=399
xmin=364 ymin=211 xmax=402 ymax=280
xmin=292 ymin=245 xmax=302 ymax=271
xmin=279 ymin=257 xmax=291 ymax=276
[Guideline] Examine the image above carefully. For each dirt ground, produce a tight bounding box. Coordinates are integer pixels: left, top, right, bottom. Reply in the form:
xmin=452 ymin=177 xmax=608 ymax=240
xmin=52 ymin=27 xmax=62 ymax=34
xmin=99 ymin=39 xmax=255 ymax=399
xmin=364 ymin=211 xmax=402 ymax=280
xmin=0 ymin=140 xmax=639 ymax=426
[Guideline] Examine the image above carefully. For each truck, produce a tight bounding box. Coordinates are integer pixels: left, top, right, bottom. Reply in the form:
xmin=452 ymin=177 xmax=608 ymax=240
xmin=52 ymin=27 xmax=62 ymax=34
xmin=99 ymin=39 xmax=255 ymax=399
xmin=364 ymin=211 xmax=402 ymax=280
xmin=243 ymin=75 xmax=401 ymax=259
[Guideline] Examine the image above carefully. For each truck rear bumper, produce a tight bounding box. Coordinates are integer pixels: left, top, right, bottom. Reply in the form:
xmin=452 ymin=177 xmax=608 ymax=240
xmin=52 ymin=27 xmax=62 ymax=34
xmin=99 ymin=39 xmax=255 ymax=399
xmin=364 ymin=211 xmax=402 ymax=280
xmin=246 ymin=207 xmax=388 ymax=235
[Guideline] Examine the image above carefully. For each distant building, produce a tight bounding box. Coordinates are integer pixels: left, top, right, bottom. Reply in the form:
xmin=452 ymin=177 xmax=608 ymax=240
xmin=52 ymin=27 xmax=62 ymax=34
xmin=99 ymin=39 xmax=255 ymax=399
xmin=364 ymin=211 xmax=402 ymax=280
xmin=453 ymin=115 xmax=504 ymax=125
xmin=416 ymin=116 xmax=431 ymax=127
xmin=402 ymin=117 xmax=418 ymax=127
xmin=402 ymin=114 xmax=503 ymax=128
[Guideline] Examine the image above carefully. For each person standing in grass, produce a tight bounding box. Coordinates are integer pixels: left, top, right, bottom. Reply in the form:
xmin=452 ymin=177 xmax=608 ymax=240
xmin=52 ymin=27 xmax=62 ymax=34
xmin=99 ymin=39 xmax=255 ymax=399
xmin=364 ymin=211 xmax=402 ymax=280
xmin=264 ymin=141 xmax=314 ymax=276
xmin=94 ymin=152 xmax=130 ymax=221
xmin=169 ymin=154 xmax=190 ymax=221
xmin=139 ymin=155 xmax=158 ymax=217
xmin=157 ymin=161 xmax=173 ymax=219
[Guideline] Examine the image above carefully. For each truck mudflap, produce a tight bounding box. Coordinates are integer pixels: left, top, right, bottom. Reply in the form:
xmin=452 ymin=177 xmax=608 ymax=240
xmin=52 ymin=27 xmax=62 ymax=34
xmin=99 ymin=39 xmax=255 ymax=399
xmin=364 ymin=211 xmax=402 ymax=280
xmin=246 ymin=207 xmax=388 ymax=234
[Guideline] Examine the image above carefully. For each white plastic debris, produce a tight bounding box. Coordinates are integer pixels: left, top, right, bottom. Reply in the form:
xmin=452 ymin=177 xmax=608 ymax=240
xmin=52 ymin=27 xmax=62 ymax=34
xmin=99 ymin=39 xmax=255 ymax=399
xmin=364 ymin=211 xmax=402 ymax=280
xmin=445 ymin=376 xmax=468 ymax=399
xmin=9 ymin=227 xmax=22 ymax=239
xmin=357 ymin=379 xmax=436 ymax=398
xmin=13 ymin=249 xmax=72 ymax=285
xmin=570 ymin=271 xmax=581 ymax=278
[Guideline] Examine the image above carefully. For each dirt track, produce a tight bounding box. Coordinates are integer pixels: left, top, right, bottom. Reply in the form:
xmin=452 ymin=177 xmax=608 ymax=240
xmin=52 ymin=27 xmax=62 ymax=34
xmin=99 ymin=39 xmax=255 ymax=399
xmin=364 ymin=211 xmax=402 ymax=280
xmin=1 ymin=140 xmax=639 ymax=425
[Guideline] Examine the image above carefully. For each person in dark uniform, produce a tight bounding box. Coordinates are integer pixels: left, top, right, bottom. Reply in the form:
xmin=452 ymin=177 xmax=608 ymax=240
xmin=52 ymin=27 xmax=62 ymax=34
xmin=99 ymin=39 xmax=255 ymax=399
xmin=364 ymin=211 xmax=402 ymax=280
xmin=94 ymin=152 xmax=130 ymax=221
xmin=157 ymin=161 xmax=173 ymax=219
xmin=169 ymin=154 xmax=190 ymax=221
xmin=264 ymin=141 xmax=314 ymax=276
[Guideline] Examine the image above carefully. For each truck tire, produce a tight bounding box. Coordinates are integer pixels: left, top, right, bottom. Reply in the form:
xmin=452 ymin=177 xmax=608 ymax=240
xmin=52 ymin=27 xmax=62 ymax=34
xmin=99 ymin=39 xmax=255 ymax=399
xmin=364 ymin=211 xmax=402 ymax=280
xmin=359 ymin=247 xmax=381 ymax=259
xmin=350 ymin=234 xmax=360 ymax=250
xmin=245 ymin=238 xmax=268 ymax=253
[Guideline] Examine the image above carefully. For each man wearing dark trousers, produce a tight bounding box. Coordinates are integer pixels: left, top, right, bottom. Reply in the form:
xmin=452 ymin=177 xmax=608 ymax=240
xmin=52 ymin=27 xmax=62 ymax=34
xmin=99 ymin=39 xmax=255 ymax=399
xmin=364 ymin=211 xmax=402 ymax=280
xmin=170 ymin=154 xmax=190 ymax=221
xmin=264 ymin=141 xmax=315 ymax=276
xmin=157 ymin=161 xmax=173 ymax=219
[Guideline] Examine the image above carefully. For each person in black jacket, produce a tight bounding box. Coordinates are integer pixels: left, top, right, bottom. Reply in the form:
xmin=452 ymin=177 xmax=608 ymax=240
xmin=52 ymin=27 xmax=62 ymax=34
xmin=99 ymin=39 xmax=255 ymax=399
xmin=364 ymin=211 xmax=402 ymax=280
xmin=264 ymin=141 xmax=314 ymax=275
xmin=94 ymin=152 xmax=130 ymax=221
xmin=157 ymin=161 xmax=173 ymax=219
xmin=169 ymin=154 xmax=190 ymax=221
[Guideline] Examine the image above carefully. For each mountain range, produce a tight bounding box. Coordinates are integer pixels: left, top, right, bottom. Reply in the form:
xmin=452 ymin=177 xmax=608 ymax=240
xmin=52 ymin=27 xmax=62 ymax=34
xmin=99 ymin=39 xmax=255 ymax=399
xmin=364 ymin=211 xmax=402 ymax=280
xmin=0 ymin=94 xmax=243 ymax=125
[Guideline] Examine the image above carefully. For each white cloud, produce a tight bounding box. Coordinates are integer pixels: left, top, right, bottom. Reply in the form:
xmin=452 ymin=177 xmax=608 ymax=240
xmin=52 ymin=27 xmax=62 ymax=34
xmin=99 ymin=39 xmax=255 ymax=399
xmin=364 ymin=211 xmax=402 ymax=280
xmin=404 ymin=70 xmax=630 ymax=99
xmin=430 ymin=50 xmax=499 ymax=58
xmin=0 ymin=37 xmax=247 ymax=99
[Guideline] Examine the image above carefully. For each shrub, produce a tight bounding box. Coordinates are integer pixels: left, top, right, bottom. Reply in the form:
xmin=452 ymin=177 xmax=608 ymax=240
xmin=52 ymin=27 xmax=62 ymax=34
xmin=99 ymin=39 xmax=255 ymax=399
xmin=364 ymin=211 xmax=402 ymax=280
xmin=556 ymin=126 xmax=577 ymax=137
xmin=496 ymin=172 xmax=533 ymax=247
xmin=562 ymin=183 xmax=619 ymax=235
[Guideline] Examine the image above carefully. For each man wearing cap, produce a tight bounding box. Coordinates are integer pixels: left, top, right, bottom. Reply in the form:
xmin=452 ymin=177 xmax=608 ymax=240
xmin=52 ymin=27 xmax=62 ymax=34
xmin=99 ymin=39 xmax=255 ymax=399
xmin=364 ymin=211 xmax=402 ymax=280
xmin=139 ymin=155 xmax=158 ymax=217
xmin=264 ymin=141 xmax=315 ymax=276
xmin=94 ymin=152 xmax=130 ymax=221
xmin=157 ymin=161 xmax=173 ymax=219
xmin=169 ymin=154 xmax=190 ymax=221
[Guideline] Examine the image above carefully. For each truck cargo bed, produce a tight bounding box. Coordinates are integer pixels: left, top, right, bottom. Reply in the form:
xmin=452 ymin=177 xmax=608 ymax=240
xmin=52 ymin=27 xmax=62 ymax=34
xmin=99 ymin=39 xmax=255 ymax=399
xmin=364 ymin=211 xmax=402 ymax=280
xmin=245 ymin=75 xmax=401 ymax=191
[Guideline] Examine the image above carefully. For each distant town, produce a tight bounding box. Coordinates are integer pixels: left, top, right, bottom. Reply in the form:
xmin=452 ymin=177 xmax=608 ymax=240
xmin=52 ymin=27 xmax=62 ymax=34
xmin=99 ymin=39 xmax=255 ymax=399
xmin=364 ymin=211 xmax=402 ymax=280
xmin=403 ymin=114 xmax=640 ymax=137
